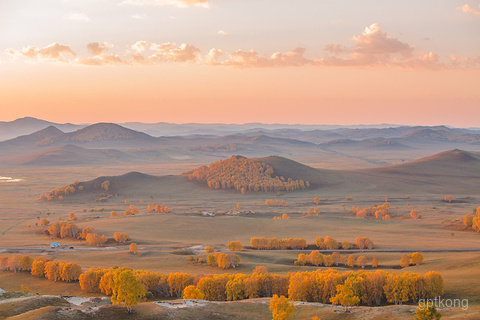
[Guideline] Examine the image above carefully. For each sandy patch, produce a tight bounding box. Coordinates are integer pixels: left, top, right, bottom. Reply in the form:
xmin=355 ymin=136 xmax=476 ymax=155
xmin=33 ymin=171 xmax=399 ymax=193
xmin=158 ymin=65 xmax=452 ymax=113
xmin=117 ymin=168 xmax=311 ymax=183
xmin=154 ymin=299 xmax=206 ymax=309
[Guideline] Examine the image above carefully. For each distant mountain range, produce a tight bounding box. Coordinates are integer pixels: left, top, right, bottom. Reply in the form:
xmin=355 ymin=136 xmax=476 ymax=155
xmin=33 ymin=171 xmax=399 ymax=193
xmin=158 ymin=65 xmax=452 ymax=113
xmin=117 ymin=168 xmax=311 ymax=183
xmin=2 ymin=117 xmax=480 ymax=168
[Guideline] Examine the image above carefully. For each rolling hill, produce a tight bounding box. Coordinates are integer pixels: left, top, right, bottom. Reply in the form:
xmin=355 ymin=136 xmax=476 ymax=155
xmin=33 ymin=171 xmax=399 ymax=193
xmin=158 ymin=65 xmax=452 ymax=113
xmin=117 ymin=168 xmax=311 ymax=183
xmin=45 ymin=149 xmax=480 ymax=200
xmin=0 ymin=117 xmax=82 ymax=141
xmin=4 ymin=144 xmax=132 ymax=166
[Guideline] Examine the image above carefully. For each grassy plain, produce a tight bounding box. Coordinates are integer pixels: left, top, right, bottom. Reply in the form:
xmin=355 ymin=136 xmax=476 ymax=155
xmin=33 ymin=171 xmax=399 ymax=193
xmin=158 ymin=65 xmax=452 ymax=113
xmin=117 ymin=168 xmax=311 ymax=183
xmin=1 ymin=152 xmax=480 ymax=318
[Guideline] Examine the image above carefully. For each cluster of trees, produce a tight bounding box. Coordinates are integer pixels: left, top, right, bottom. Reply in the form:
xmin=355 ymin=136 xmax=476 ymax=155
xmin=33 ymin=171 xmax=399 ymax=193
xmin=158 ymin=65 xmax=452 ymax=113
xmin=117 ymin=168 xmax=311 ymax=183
xmin=295 ymin=251 xmax=378 ymax=269
xmin=305 ymin=208 xmax=320 ymax=216
xmin=226 ymin=241 xmax=244 ymax=251
xmin=250 ymin=237 xmax=308 ymax=250
xmin=288 ymin=270 xmax=444 ymax=310
xmin=186 ymin=156 xmax=310 ymax=193
xmin=351 ymin=203 xmax=391 ymax=220
xmin=205 ymin=252 xmax=241 ymax=269
xmin=266 ymin=199 xmax=288 ymax=207
xmin=401 ymin=252 xmax=424 ymax=268
xmin=113 ymin=232 xmax=129 ymax=243
xmin=315 ymin=236 xmax=374 ymax=250
xmin=44 ymin=222 xmax=109 ymax=247
xmin=273 ymin=213 xmax=290 ymax=220
xmin=463 ymin=206 xmax=480 ymax=232
xmin=0 ymin=255 xmax=82 ymax=283
xmin=40 ymin=181 xmax=82 ymax=201
xmin=147 ymin=203 xmax=170 ymax=213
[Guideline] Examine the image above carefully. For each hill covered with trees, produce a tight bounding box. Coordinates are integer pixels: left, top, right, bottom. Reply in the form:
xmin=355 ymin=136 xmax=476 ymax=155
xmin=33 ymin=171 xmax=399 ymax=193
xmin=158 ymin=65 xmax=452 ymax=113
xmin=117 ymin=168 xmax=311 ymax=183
xmin=184 ymin=155 xmax=311 ymax=193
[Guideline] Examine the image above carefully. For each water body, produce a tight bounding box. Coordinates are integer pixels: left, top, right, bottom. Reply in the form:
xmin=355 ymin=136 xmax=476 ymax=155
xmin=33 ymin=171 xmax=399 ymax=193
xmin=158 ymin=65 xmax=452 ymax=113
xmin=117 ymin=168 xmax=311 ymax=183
xmin=0 ymin=176 xmax=23 ymax=182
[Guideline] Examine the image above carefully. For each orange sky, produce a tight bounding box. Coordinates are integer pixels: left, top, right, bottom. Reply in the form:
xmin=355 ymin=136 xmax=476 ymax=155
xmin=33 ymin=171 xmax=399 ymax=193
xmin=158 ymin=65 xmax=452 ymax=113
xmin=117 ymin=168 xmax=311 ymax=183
xmin=1 ymin=1 xmax=479 ymax=126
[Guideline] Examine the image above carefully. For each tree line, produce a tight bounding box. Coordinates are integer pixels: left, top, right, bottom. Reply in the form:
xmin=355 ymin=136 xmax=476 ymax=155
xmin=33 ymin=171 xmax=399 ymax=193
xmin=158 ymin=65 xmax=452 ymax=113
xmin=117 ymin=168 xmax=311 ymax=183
xmin=42 ymin=222 xmax=129 ymax=247
xmin=0 ymin=255 xmax=445 ymax=314
xmin=0 ymin=255 xmax=82 ymax=283
xmin=249 ymin=236 xmax=374 ymax=250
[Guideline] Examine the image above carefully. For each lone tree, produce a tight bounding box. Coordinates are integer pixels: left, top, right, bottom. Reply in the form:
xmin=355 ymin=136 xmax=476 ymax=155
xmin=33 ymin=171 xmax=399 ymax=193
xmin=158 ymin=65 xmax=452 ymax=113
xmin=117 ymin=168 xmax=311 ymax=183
xmin=269 ymin=294 xmax=296 ymax=320
xmin=129 ymin=243 xmax=138 ymax=254
xmin=415 ymin=302 xmax=442 ymax=320
xmin=444 ymin=195 xmax=453 ymax=203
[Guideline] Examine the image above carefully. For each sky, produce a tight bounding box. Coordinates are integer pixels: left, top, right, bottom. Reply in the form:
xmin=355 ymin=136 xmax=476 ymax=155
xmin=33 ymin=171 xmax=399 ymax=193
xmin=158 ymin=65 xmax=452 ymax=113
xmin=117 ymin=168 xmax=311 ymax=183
xmin=0 ymin=0 xmax=479 ymax=126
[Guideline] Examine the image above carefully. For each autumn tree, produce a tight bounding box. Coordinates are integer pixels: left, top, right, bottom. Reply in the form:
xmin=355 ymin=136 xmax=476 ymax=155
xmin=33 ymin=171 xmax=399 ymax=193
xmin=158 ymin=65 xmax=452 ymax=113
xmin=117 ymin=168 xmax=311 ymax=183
xmin=44 ymin=261 xmax=59 ymax=281
xmin=463 ymin=214 xmax=473 ymax=227
xmin=113 ymin=232 xmax=129 ymax=243
xmin=331 ymin=277 xmax=361 ymax=312
xmin=356 ymin=256 xmax=367 ymax=269
xmin=110 ymin=211 xmax=119 ymax=217
xmin=355 ymin=237 xmax=365 ymax=250
xmin=110 ymin=269 xmax=146 ymax=313
xmin=410 ymin=252 xmax=424 ymax=266
xmin=314 ymin=197 xmax=320 ymax=204
xmin=410 ymin=210 xmax=420 ymax=219
xmin=226 ymin=241 xmax=244 ymax=252
xmin=39 ymin=218 xmax=50 ymax=226
xmin=269 ymin=294 xmax=296 ymax=320
xmin=424 ymin=271 xmax=444 ymax=298
xmin=86 ymin=233 xmax=107 ymax=246
xmin=129 ymin=243 xmax=138 ymax=254
xmin=372 ymin=256 xmax=378 ymax=268
xmin=415 ymin=302 xmax=442 ymax=320
xmin=6 ymin=255 xmax=21 ymax=273
xmin=183 ymin=285 xmax=204 ymax=299
xmin=444 ymin=195 xmax=453 ymax=203
xmin=324 ymin=236 xmax=338 ymax=250
xmin=60 ymin=262 xmax=82 ymax=282
xmin=347 ymin=255 xmax=356 ymax=268
xmin=80 ymin=226 xmax=96 ymax=239
xmin=20 ymin=255 xmax=33 ymax=271
xmin=69 ymin=212 xmax=78 ymax=221
xmin=31 ymin=260 xmax=46 ymax=277
xmin=400 ymin=254 xmax=411 ymax=268
xmin=205 ymin=246 xmax=214 ymax=254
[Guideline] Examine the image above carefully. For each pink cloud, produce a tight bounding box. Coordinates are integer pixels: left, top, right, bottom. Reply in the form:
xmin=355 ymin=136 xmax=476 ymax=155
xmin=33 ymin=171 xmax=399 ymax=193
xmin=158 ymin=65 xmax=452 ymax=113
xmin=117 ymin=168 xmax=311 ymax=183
xmin=5 ymin=43 xmax=76 ymax=62
xmin=5 ymin=24 xmax=480 ymax=70
xmin=457 ymin=4 xmax=480 ymax=15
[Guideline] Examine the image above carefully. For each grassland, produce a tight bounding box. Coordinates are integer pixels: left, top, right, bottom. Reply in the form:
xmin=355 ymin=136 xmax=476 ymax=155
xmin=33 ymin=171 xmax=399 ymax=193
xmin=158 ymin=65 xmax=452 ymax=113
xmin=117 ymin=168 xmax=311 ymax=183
xmin=1 ymin=151 xmax=480 ymax=319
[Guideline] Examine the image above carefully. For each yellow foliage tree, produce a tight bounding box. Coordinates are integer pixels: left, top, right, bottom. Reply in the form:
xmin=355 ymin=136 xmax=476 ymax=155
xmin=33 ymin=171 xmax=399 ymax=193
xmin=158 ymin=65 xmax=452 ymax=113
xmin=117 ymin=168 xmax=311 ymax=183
xmin=269 ymin=294 xmax=296 ymax=320
xmin=400 ymin=254 xmax=411 ymax=268
xmin=110 ymin=269 xmax=146 ymax=313
xmin=226 ymin=241 xmax=244 ymax=252
xmin=183 ymin=285 xmax=204 ymax=299
xmin=410 ymin=252 xmax=424 ymax=266
xmin=129 ymin=243 xmax=138 ymax=254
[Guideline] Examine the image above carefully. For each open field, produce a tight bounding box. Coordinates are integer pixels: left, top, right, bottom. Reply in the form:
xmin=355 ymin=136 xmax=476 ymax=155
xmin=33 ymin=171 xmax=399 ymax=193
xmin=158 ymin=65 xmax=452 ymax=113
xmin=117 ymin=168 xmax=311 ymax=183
xmin=1 ymin=141 xmax=480 ymax=319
